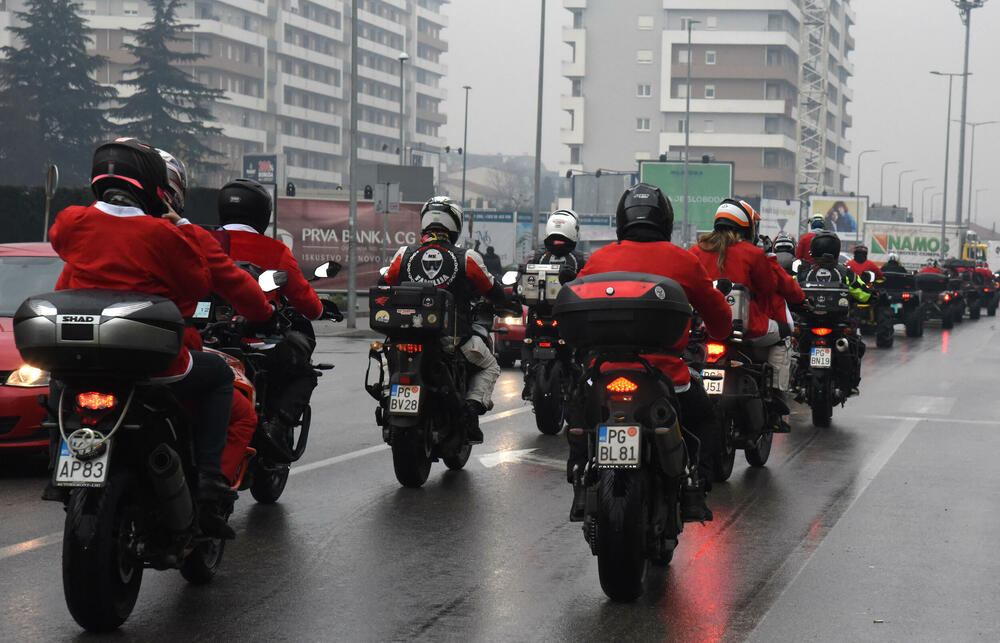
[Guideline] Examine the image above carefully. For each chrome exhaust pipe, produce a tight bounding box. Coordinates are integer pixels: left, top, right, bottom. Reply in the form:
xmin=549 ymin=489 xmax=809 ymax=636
xmin=835 ymin=338 xmax=849 ymax=352
xmin=147 ymin=443 xmax=194 ymax=532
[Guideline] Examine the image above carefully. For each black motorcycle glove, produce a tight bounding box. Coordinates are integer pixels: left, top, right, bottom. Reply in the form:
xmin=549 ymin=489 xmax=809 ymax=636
xmin=321 ymin=298 xmax=344 ymax=322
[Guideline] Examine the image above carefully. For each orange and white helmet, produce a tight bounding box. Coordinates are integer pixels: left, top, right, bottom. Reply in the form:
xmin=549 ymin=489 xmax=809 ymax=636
xmin=713 ymin=199 xmax=757 ymax=240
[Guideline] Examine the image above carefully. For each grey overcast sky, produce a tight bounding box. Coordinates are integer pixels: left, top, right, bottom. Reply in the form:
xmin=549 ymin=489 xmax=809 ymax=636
xmin=442 ymin=0 xmax=1000 ymax=228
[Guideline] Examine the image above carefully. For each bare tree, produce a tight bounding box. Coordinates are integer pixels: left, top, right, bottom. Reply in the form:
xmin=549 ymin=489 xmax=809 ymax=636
xmin=487 ymin=156 xmax=533 ymax=211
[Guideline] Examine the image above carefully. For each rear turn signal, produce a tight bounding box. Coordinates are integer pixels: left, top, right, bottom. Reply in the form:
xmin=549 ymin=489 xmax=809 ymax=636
xmin=706 ymin=342 xmax=726 ymax=363
xmin=812 ymin=328 xmax=833 ymax=336
xmin=395 ymin=343 xmax=422 ymax=353
xmin=77 ymin=392 xmax=116 ymax=410
xmin=606 ymin=377 xmax=639 ymax=393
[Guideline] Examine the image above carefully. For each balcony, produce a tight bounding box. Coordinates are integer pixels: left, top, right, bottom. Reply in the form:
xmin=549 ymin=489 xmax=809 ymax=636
xmin=417 ymin=108 xmax=447 ymax=125
xmin=564 ymin=0 xmax=586 ymax=8
xmin=659 ymin=131 xmax=798 ymax=154
xmin=278 ymin=133 xmax=342 ymax=157
xmin=560 ymin=95 xmax=584 ymax=145
xmin=562 ymin=27 xmax=586 ymax=77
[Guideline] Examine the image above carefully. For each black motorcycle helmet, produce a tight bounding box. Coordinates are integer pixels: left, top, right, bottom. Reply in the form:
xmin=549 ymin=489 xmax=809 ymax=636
xmin=218 ymin=179 xmax=273 ymax=234
xmin=90 ymin=139 xmax=169 ymax=216
xmin=853 ymin=244 xmax=869 ymax=263
xmin=615 ymin=183 xmax=673 ymax=240
xmin=809 ymin=230 xmax=841 ymax=264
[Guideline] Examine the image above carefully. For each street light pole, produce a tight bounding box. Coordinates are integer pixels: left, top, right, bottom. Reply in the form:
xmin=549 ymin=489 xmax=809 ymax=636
xmin=955 ymin=119 xmax=997 ymax=225
xmin=398 ymin=52 xmax=409 ymax=165
xmin=530 ymin=0 xmax=546 ymax=251
xmin=461 ymin=85 xmax=472 ymax=237
xmin=879 ymin=161 xmax=899 ymax=205
xmin=910 ymin=178 xmax=928 ymax=220
xmin=346 ymin=0 xmax=360 ymax=329
xmin=682 ymin=18 xmax=700 ymax=247
xmin=931 ymin=71 xmax=965 ymax=259
xmin=856 ymin=148 xmax=877 ymax=245
xmin=896 ymin=169 xmax=914 ymax=206
xmin=921 ymin=186 xmax=935 ymax=223
xmin=953 ymin=0 xmax=988 ymax=229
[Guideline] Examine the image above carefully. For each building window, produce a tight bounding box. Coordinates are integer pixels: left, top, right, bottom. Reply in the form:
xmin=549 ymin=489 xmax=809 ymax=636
xmin=676 ymin=83 xmax=687 ymax=99
xmin=636 ymin=117 xmax=651 ymax=131
xmin=678 ymin=49 xmax=689 ymax=64
xmin=636 ymin=50 xmax=653 ymax=64
xmin=81 ymin=0 xmax=96 ymax=15
xmin=766 ymin=47 xmax=782 ymax=66
xmin=704 ymin=85 xmax=715 ymax=99
xmin=677 ymin=120 xmax=686 ymax=133
xmin=705 ymin=51 xmax=716 ymax=65
xmin=704 ymin=119 xmax=714 ymax=133
xmin=706 ymin=16 xmax=718 ymax=29
xmin=570 ymin=146 xmax=581 ymax=164
xmin=123 ymin=1 xmax=138 ymax=15
xmin=637 ymin=83 xmax=652 ymax=97
xmin=637 ymin=15 xmax=653 ymax=30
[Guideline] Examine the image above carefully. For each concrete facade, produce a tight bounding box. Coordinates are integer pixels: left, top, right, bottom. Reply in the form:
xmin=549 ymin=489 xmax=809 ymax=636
xmin=561 ymin=0 xmax=854 ymax=201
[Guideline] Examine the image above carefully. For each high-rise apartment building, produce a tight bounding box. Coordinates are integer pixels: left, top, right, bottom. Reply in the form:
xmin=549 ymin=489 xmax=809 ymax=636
xmin=561 ymin=0 xmax=854 ymax=200
xmin=0 ymin=0 xmax=449 ymax=189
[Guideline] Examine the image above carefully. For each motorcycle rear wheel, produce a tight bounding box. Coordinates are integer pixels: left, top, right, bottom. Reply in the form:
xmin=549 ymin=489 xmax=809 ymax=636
xmin=905 ymin=312 xmax=924 ymax=337
xmin=180 ymin=538 xmax=226 ymax=585
xmin=745 ymin=431 xmax=773 ymax=467
xmin=970 ymin=304 xmax=981 ymax=320
xmin=596 ymin=469 xmax=647 ymax=602
xmin=250 ymin=464 xmax=290 ymax=504
xmin=712 ymin=416 xmax=737 ymax=482
xmin=532 ymin=362 xmax=565 ymax=436
xmin=62 ymin=474 xmax=143 ymax=632
xmin=391 ymin=427 xmax=432 ymax=488
xmin=442 ymin=443 xmax=472 ymax=470
xmin=810 ymin=372 xmax=833 ymax=428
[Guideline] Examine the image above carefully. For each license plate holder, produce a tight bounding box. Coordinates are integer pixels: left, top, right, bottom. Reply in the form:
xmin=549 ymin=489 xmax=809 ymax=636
xmin=810 ymin=347 xmax=832 ymax=368
xmin=55 ymin=440 xmax=110 ymax=487
xmin=389 ymin=384 xmax=421 ymax=415
xmin=597 ymin=425 xmax=641 ymax=467
xmin=701 ymin=368 xmax=725 ymax=395
xmin=533 ymin=346 xmax=557 ymax=360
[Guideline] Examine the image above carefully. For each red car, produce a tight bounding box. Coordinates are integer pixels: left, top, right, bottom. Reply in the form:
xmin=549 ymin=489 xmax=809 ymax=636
xmin=493 ymin=304 xmax=527 ymax=368
xmin=0 ymin=243 xmax=64 ymax=450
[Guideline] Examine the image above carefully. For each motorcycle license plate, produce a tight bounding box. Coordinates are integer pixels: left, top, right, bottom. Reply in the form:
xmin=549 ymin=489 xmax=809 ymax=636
xmin=597 ymin=426 xmax=641 ymax=467
xmin=55 ymin=440 xmax=110 ymax=487
xmin=533 ymin=346 xmax=557 ymax=360
xmin=701 ymin=368 xmax=725 ymax=395
xmin=389 ymin=384 xmax=421 ymax=415
xmin=810 ymin=347 xmax=832 ymax=369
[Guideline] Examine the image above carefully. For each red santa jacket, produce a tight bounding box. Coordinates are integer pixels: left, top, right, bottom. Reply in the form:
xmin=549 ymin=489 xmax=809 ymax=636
xmin=218 ymin=225 xmax=323 ymax=320
xmin=846 ymin=259 xmax=884 ymax=280
xmin=51 ymin=202 xmax=213 ymax=380
xmin=919 ymin=266 xmax=943 ymax=275
xmin=578 ymin=240 xmax=732 ymax=390
xmin=762 ymin=255 xmax=804 ymax=325
xmin=689 ymin=240 xmax=778 ymax=338
xmin=796 ymin=232 xmax=817 ymax=262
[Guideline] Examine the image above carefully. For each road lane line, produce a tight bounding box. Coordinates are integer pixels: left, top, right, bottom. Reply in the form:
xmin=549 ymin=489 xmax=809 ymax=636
xmin=0 ymin=406 xmax=534 ymax=564
xmin=869 ymin=414 xmax=998 ymax=426
xmin=0 ymin=532 xmax=60 ymax=562
xmin=739 ymin=417 xmax=922 ymax=640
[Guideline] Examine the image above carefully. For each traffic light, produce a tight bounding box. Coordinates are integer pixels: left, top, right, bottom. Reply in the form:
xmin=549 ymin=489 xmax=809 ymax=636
xmin=286 ymin=181 xmax=296 ymax=197
xmin=364 ymin=184 xmax=373 ymax=199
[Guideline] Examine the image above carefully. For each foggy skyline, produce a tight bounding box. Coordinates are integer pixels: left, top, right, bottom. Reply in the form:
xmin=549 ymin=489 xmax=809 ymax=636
xmin=442 ymin=0 xmax=1000 ymax=228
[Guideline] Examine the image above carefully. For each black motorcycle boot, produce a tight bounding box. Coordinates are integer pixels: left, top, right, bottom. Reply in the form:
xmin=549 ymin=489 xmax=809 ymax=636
xmin=680 ymin=474 xmax=713 ymax=524
xmin=197 ymin=474 xmax=238 ymax=540
xmin=464 ymin=400 xmax=486 ymax=444
xmin=569 ymin=464 xmax=586 ymax=522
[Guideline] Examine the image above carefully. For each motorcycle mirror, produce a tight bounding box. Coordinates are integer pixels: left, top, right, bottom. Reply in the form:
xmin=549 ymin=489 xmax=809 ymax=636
xmin=713 ymin=278 xmax=733 ymax=295
xmin=792 ymin=259 xmax=803 ymax=274
xmin=259 ymin=269 xmax=288 ymax=293
xmin=501 ymin=270 xmax=519 ymax=286
xmin=862 ymin=270 xmax=876 ymax=284
xmin=312 ymin=260 xmax=341 ymax=280
xmin=378 ymin=266 xmax=389 ymax=277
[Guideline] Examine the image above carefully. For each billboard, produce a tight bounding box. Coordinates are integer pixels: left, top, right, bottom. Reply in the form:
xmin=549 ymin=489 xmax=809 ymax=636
xmin=460 ymin=211 xmax=518 ymax=267
xmin=759 ymin=199 xmax=802 ymax=240
xmin=638 ymin=161 xmax=734 ymax=232
xmin=243 ymin=155 xmax=278 ymax=184
xmin=806 ymin=195 xmax=868 ymax=242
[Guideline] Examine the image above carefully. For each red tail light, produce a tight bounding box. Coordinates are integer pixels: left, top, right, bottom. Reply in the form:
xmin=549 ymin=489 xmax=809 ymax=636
xmin=902 ymin=293 xmax=912 ymax=301
xmin=77 ymin=392 xmax=116 ymax=410
xmin=551 ymin=319 xmax=558 ymax=326
xmin=943 ymin=294 xmax=952 ymax=302
xmin=812 ymin=327 xmax=833 ymax=336
xmin=535 ymin=319 xmax=544 ymax=326
xmin=606 ymin=377 xmax=639 ymax=393
xmin=538 ymin=342 xmax=552 ymax=348
xmin=706 ymin=342 xmax=726 ymax=363
xmin=399 ymin=376 xmax=411 ymax=384
xmin=395 ymin=343 xmax=422 ymax=353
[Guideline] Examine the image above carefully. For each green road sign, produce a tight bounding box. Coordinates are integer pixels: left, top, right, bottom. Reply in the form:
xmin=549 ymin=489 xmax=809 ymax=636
xmin=638 ymin=161 xmax=734 ymax=232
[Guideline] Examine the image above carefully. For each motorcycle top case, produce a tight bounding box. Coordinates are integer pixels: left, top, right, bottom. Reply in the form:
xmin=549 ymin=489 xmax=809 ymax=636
xmin=881 ymin=272 xmax=917 ymax=293
xmin=801 ymin=286 xmax=851 ymax=315
xmin=915 ymin=272 xmax=948 ymax=293
xmin=519 ymin=264 xmax=562 ymax=305
xmin=369 ymin=282 xmax=454 ymax=336
xmin=553 ymin=272 xmax=691 ymax=349
xmin=13 ymin=290 xmax=184 ymax=375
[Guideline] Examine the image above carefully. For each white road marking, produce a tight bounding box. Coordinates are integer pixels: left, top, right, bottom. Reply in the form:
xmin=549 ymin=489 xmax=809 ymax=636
xmin=0 ymin=406 xmax=534 ymax=563
xmin=898 ymin=395 xmax=957 ymax=416
xmin=478 ymin=448 xmax=538 ymax=468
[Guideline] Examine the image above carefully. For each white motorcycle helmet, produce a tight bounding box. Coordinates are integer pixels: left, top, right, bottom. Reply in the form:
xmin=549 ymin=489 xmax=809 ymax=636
xmin=544 ymin=209 xmax=580 ymax=253
xmin=420 ymin=196 xmax=464 ymax=243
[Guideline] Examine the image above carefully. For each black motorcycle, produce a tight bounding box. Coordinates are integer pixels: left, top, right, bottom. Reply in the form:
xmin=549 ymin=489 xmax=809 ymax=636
xmin=881 ymin=271 xmax=923 ymax=337
xmin=854 ymin=271 xmax=895 ymax=348
xmin=556 ymin=272 xmax=695 ymax=602
xmin=365 ymin=282 xmax=487 ymax=487
xmin=12 ymin=282 xmax=279 ymax=632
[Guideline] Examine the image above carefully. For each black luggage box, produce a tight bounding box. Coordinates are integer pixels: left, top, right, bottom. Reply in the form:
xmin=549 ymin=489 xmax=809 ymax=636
xmin=14 ymin=290 xmax=184 ymax=375
xmin=881 ymin=272 xmax=917 ymax=293
xmin=553 ymin=272 xmax=691 ymax=349
xmin=369 ymin=282 xmax=454 ymax=336
xmin=801 ymin=286 xmax=851 ymax=315
xmin=915 ymin=272 xmax=949 ymax=293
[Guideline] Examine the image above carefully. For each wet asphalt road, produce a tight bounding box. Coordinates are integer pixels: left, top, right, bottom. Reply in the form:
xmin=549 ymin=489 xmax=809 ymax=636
xmin=2 ymin=315 xmax=999 ymax=642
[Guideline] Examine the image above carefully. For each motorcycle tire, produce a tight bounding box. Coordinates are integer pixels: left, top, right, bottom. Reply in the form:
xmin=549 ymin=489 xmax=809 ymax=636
xmin=650 ymin=536 xmax=677 ymax=566
xmin=596 ymin=469 xmax=647 ymax=602
xmin=712 ymin=416 xmax=737 ymax=482
xmin=970 ymin=304 xmax=981 ymax=320
xmin=180 ymin=538 xmax=226 ymax=585
xmin=442 ymin=443 xmax=472 ymax=470
xmin=810 ymin=372 xmax=833 ymax=428
xmin=988 ymin=304 xmax=997 ymax=317
xmin=954 ymin=306 xmax=964 ymax=324
xmin=532 ymin=362 xmax=565 ymax=436
xmin=250 ymin=464 xmax=290 ymax=504
xmin=941 ymin=312 xmax=954 ymax=329
xmin=875 ymin=320 xmax=894 ymax=348
xmin=62 ymin=474 xmax=143 ymax=633
xmin=905 ymin=313 xmax=924 ymax=338
xmin=391 ymin=426 xmax=432 ymax=488
xmin=745 ymin=431 xmax=773 ymax=467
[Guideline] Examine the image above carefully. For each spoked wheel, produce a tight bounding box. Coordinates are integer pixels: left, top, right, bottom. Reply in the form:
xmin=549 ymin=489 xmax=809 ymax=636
xmin=532 ymin=362 xmax=565 ymax=436
xmin=391 ymin=426 xmax=433 ymax=488
xmin=596 ymin=469 xmax=647 ymax=602
xmin=712 ymin=416 xmax=737 ymax=482
xmin=62 ymin=474 xmax=143 ymax=632
xmin=745 ymin=431 xmax=773 ymax=467
xmin=180 ymin=537 xmax=226 ymax=585
xmin=442 ymin=443 xmax=472 ymax=470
